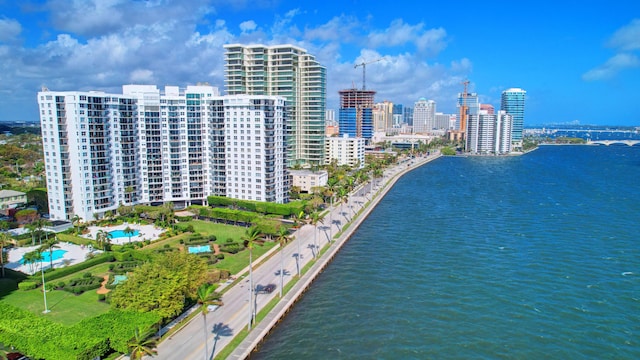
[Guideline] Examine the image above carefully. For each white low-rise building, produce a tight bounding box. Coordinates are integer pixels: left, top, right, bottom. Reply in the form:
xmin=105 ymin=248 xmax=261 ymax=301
xmin=289 ymin=170 xmax=328 ymax=193
xmin=324 ymin=135 xmax=365 ymax=169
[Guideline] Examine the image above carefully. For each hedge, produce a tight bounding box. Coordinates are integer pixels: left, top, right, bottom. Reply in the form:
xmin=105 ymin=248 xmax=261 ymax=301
xmin=0 ymin=303 xmax=161 ymax=360
xmin=206 ymin=196 xmax=306 ymax=216
xmin=62 ymin=276 xmax=103 ymax=294
xmin=18 ymin=281 xmax=37 ymax=290
xmin=30 ymin=254 xmax=115 ymax=284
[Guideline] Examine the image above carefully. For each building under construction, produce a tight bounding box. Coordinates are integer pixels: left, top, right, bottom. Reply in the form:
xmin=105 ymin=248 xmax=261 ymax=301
xmin=338 ymin=89 xmax=376 ymax=142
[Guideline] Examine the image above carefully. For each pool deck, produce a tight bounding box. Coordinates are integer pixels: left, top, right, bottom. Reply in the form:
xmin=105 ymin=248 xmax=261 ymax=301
xmin=84 ymin=223 xmax=164 ymax=245
xmin=5 ymin=242 xmax=101 ymax=275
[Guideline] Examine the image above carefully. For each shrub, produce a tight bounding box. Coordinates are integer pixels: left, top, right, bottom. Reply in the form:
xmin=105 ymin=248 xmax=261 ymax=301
xmin=57 ymin=281 xmax=66 ymax=289
xmin=208 ymin=235 xmax=217 ymax=242
xmin=83 ymin=272 xmax=92 ymax=278
xmin=220 ymin=242 xmax=242 ymax=254
xmin=216 ymin=253 xmax=225 ymax=260
xmin=108 ymin=264 xmax=115 ymax=271
xmin=18 ymin=281 xmax=37 ymax=290
xmin=163 ymin=244 xmax=170 ymax=249
xmin=98 ymin=294 xmax=106 ymax=302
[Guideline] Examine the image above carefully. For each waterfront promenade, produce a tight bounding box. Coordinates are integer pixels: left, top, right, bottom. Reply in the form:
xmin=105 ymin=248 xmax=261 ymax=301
xmin=153 ymin=151 xmax=441 ymax=360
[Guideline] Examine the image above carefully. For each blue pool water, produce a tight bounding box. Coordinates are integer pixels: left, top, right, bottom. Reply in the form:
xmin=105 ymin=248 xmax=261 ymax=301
xmin=111 ymin=275 xmax=128 ymax=285
xmin=20 ymin=249 xmax=67 ymax=264
xmin=108 ymin=229 xmax=140 ymax=238
xmin=188 ymin=245 xmax=211 ymax=254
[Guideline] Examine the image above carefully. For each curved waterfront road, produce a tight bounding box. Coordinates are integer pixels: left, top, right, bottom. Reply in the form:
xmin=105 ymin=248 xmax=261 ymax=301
xmin=153 ymin=152 xmax=440 ymax=360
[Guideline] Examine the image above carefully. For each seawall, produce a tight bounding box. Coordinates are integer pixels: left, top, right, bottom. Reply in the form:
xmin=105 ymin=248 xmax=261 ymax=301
xmin=228 ymin=153 xmax=442 ymax=359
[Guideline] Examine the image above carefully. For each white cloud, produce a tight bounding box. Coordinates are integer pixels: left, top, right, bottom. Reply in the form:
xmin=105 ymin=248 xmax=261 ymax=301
xmin=608 ymin=19 xmax=640 ymax=51
xmin=239 ymin=20 xmax=257 ymax=32
xmin=584 ymin=19 xmax=640 ymax=81
xmin=367 ymin=19 xmax=447 ymax=55
xmin=582 ymin=53 xmax=640 ymax=81
xmin=130 ymin=69 xmax=154 ymax=83
xmin=0 ymin=3 xmax=472 ymax=121
xmin=0 ymin=18 xmax=22 ymax=42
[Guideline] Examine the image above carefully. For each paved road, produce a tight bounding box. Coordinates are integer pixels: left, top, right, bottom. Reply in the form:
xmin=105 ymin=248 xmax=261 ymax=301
xmin=153 ymin=152 xmax=439 ymax=360
xmin=154 ymin=187 xmax=371 ymax=360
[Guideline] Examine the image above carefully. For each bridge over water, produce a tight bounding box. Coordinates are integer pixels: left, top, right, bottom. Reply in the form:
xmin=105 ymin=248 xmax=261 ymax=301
xmin=587 ymin=140 xmax=640 ymax=146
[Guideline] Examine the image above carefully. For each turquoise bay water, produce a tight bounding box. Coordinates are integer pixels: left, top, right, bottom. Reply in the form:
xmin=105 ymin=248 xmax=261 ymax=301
xmin=20 ymin=249 xmax=67 ymax=264
xmin=254 ymin=145 xmax=640 ymax=359
xmin=108 ymin=229 xmax=139 ymax=238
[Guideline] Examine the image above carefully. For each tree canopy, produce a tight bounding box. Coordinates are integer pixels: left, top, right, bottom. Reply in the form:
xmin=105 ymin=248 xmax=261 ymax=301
xmin=110 ymin=252 xmax=209 ymax=319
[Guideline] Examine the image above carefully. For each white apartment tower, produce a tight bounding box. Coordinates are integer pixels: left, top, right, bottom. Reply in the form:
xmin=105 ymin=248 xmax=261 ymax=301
xmin=224 ymin=44 xmax=326 ymax=167
xmin=38 ymin=86 xmax=288 ymax=221
xmin=413 ymin=98 xmax=436 ymax=133
xmin=466 ymin=110 xmax=513 ymax=154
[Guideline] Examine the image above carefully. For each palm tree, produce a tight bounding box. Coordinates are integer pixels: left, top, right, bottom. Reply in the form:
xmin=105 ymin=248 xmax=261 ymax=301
xmin=31 ymin=218 xmax=44 ymax=245
xmin=25 ymin=221 xmax=37 ymax=245
xmin=123 ymin=226 xmax=135 ymax=243
xmin=22 ymin=249 xmax=42 ymax=275
xmin=291 ymin=211 xmax=306 ymax=277
xmin=338 ymin=187 xmax=350 ymax=221
xmin=127 ymin=327 xmax=158 ymax=359
xmin=95 ymin=229 xmax=112 ymax=251
xmin=309 ymin=212 xmax=323 ymax=257
xmin=196 ymin=283 xmax=222 ymax=360
xmin=40 ymin=237 xmax=59 ymax=271
xmin=276 ymin=227 xmax=293 ymax=297
xmin=0 ymin=232 xmax=13 ymax=278
xmin=242 ymin=227 xmax=261 ymax=330
xmin=71 ymin=214 xmax=81 ymax=235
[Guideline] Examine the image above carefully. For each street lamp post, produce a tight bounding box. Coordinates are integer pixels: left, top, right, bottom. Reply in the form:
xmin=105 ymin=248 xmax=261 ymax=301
xmin=41 ymin=260 xmax=50 ymax=314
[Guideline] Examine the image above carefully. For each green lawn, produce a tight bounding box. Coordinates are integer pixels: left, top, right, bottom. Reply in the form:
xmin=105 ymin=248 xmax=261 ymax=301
xmin=178 ymin=219 xmax=248 ymax=241
xmin=214 ymin=241 xmax=276 ymax=274
xmin=176 ymin=220 xmax=278 ymax=274
xmin=1 ymin=287 xmax=110 ymax=326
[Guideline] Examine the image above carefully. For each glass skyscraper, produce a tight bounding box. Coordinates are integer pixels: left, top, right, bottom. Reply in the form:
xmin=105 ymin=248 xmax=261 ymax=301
xmin=224 ymin=44 xmax=326 ymax=166
xmin=500 ymin=88 xmax=526 ymax=144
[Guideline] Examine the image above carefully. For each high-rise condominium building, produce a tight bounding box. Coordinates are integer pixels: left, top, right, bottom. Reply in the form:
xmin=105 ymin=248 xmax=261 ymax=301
xmin=501 ymin=88 xmax=526 ymax=145
xmin=457 ymin=92 xmax=480 ymax=133
xmin=338 ymin=89 xmax=375 ymax=142
xmin=224 ymin=44 xmax=326 ymax=166
xmin=466 ymin=110 xmax=513 ymax=154
xmin=38 ymin=85 xmax=288 ymax=221
xmin=403 ymin=107 xmax=414 ymax=126
xmin=372 ymin=101 xmax=394 ymax=132
xmin=413 ymin=98 xmax=436 ymax=133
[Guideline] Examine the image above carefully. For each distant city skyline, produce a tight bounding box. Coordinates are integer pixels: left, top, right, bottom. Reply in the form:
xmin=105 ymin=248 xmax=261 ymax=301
xmin=0 ymin=1 xmax=639 ymax=126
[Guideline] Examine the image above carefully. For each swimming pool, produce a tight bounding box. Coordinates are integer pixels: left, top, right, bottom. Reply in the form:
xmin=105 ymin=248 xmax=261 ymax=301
xmin=20 ymin=249 xmax=68 ymax=264
xmin=188 ymin=245 xmax=211 ymax=254
xmin=108 ymin=229 xmax=140 ymax=238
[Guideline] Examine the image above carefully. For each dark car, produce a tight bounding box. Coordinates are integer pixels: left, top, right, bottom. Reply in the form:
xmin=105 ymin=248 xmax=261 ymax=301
xmin=256 ymin=284 xmax=276 ymax=294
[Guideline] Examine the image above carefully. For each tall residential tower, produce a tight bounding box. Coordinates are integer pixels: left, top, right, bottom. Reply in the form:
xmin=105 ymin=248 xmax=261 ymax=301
xmin=501 ymin=88 xmax=526 ymax=147
xmin=38 ymin=85 xmax=289 ymax=221
xmin=224 ymin=44 xmax=327 ymax=166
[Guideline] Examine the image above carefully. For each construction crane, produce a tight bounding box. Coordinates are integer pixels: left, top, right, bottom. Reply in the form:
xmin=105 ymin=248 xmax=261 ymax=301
xmin=460 ymin=79 xmax=470 ymax=132
xmin=354 ymin=58 xmax=383 ymax=90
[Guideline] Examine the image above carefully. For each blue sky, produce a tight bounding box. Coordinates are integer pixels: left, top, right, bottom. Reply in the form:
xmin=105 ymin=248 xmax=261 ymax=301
xmin=0 ymin=0 xmax=639 ymax=126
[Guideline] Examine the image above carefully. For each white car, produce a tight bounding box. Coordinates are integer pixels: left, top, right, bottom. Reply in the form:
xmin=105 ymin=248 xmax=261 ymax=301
xmin=207 ymin=305 xmax=219 ymax=312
